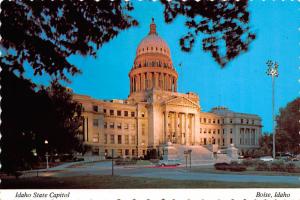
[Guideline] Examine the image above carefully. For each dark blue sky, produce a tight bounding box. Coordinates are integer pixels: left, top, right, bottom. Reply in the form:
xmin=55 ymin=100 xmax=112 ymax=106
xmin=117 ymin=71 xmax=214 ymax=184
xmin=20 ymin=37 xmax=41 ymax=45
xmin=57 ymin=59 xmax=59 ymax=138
xmin=28 ymin=1 xmax=300 ymax=132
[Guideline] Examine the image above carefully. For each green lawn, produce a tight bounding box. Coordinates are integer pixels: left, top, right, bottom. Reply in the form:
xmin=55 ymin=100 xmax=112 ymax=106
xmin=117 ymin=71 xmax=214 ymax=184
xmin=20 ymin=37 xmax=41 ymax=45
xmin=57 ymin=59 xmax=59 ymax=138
xmin=1 ymin=175 xmax=299 ymax=189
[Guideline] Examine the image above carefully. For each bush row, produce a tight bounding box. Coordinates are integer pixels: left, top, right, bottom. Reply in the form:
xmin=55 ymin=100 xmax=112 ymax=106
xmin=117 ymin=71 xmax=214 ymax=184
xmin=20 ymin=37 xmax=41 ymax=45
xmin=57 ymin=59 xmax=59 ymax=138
xmin=115 ymin=159 xmax=137 ymax=165
xmin=255 ymin=161 xmax=297 ymax=172
xmin=214 ymin=162 xmax=247 ymax=172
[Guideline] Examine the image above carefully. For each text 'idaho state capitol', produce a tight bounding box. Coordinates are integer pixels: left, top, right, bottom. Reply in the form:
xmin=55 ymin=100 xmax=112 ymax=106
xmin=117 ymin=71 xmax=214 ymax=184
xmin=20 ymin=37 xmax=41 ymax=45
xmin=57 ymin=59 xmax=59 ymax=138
xmin=15 ymin=191 xmax=71 ymax=199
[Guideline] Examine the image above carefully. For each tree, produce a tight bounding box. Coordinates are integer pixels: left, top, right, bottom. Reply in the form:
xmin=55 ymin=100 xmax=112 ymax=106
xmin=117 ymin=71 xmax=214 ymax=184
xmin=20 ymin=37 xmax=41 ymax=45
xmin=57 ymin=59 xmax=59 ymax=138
xmin=258 ymin=133 xmax=273 ymax=156
xmin=0 ymin=0 xmax=137 ymax=175
xmin=276 ymin=98 xmax=300 ymax=154
xmin=0 ymin=0 xmax=138 ymax=80
xmin=0 ymin=68 xmax=84 ymax=174
xmin=160 ymin=0 xmax=255 ymax=67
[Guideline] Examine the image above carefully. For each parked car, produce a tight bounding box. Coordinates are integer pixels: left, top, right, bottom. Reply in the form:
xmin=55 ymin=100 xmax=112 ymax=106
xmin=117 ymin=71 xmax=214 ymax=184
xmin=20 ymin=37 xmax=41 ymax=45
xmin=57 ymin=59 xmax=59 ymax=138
xmin=158 ymin=159 xmax=181 ymax=166
xmin=259 ymin=156 xmax=274 ymax=162
xmin=291 ymin=158 xmax=299 ymax=162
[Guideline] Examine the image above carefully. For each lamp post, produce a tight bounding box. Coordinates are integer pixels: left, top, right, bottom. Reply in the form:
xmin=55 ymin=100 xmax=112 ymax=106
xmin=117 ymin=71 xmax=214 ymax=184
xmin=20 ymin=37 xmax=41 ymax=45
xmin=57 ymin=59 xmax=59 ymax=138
xmin=44 ymin=140 xmax=49 ymax=170
xmin=266 ymin=60 xmax=279 ymax=159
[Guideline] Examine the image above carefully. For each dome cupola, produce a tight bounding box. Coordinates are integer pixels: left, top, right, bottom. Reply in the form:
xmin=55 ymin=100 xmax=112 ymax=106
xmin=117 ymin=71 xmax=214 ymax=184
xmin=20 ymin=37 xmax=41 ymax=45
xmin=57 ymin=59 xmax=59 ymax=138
xmin=129 ymin=18 xmax=178 ymax=96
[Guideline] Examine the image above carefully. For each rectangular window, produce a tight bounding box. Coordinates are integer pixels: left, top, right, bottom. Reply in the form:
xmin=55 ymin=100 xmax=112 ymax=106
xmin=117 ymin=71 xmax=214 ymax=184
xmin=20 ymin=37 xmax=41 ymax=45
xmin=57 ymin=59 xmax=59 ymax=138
xmin=230 ymin=138 xmax=233 ymax=144
xmin=222 ymin=119 xmax=225 ymax=124
xmin=217 ymin=119 xmax=220 ymax=124
xmin=230 ymin=128 xmax=233 ymax=134
xmin=141 ymin=112 xmax=145 ymax=117
xmin=252 ymin=119 xmax=255 ymax=125
xmin=131 ymin=112 xmax=135 ymax=117
xmin=131 ymin=124 xmax=136 ymax=130
xmin=104 ymin=122 xmax=107 ymax=129
xmin=208 ymin=119 xmax=211 ymax=124
xmin=218 ymin=139 xmax=220 ymax=145
xmin=92 ymin=135 xmax=99 ymax=143
xmin=204 ymin=129 xmax=207 ymax=134
xmin=246 ymin=119 xmax=249 ymax=124
xmin=218 ymin=129 xmax=220 ymax=134
xmin=110 ymin=110 xmax=114 ymax=116
xmin=204 ymin=118 xmax=207 ymax=123
xmin=109 ymin=122 xmax=114 ymax=129
xmin=118 ymin=135 xmax=122 ymax=144
xmin=200 ymin=128 xmax=202 ymax=133
xmin=241 ymin=119 xmax=244 ymax=124
xmin=103 ymin=109 xmax=106 ymax=114
xmin=117 ymin=149 xmax=122 ymax=156
xmin=213 ymin=130 xmax=216 ymax=134
xmin=132 ymin=149 xmax=135 ymax=156
xmin=223 ymin=129 xmax=225 ymax=134
xmin=208 ymin=129 xmax=211 ymax=134
xmin=124 ymin=123 xmax=129 ymax=130
xmin=104 ymin=134 xmax=107 ymax=144
xmin=110 ymin=135 xmax=115 ymax=144
xmin=230 ymin=119 xmax=233 ymax=123
xmin=222 ymin=138 xmax=225 ymax=145
xmin=131 ymin=135 xmax=136 ymax=144
xmin=125 ymin=135 xmax=129 ymax=144
xmin=142 ymin=124 xmax=145 ymax=136
xmin=117 ymin=123 xmax=122 ymax=129
xmin=199 ymin=118 xmax=202 ymax=123
xmin=93 ymin=105 xmax=98 ymax=112
xmin=92 ymin=147 xmax=99 ymax=156
xmin=117 ymin=110 xmax=121 ymax=116
xmin=124 ymin=111 xmax=128 ymax=117
xmin=125 ymin=149 xmax=129 ymax=156
xmin=93 ymin=119 xmax=99 ymax=127
xmin=213 ymin=119 xmax=215 ymax=124
xmin=204 ymin=138 xmax=207 ymax=145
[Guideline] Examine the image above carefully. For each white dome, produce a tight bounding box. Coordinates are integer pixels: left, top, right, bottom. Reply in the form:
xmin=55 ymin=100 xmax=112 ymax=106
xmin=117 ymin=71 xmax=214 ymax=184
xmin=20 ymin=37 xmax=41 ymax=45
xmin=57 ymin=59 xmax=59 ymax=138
xmin=136 ymin=19 xmax=170 ymax=57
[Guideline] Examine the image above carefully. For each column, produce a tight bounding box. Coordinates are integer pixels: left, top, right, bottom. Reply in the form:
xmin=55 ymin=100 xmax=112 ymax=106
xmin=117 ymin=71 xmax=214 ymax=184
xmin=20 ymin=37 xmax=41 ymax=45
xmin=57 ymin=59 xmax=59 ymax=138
xmin=185 ymin=113 xmax=188 ymax=145
xmin=193 ymin=114 xmax=196 ymax=145
xmin=175 ymin=112 xmax=178 ymax=144
xmin=180 ymin=114 xmax=184 ymax=145
xmin=141 ymin=73 xmax=145 ymax=91
xmin=164 ymin=111 xmax=169 ymax=143
xmin=136 ymin=74 xmax=140 ymax=92
xmin=149 ymin=73 xmax=153 ymax=89
xmin=154 ymin=72 xmax=159 ymax=88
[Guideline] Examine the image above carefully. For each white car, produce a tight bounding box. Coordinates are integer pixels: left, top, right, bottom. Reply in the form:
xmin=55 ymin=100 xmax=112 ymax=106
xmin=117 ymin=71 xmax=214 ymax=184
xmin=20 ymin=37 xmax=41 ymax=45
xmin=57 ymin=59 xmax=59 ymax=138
xmin=158 ymin=159 xmax=181 ymax=166
xmin=259 ymin=156 xmax=274 ymax=162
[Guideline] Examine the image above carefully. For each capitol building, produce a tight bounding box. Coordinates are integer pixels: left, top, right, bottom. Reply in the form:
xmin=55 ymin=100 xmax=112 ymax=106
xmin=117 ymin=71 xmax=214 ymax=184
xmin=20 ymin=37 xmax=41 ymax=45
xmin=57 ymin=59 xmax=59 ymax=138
xmin=73 ymin=19 xmax=262 ymax=159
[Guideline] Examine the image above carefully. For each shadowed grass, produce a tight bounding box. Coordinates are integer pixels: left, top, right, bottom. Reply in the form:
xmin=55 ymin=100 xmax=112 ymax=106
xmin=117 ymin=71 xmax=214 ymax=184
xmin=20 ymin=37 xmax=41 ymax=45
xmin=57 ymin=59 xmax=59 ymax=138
xmin=1 ymin=175 xmax=299 ymax=189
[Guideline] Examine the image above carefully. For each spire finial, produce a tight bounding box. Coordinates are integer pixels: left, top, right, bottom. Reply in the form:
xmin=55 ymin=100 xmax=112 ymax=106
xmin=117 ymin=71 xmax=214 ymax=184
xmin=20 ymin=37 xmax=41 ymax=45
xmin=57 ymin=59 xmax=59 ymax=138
xmin=149 ymin=17 xmax=157 ymax=35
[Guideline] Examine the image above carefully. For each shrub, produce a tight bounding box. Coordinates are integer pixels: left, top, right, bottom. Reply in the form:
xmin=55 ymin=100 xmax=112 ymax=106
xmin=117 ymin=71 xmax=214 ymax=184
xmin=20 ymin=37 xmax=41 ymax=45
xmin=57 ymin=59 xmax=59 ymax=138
xmin=214 ymin=162 xmax=246 ymax=172
xmin=115 ymin=159 xmax=137 ymax=165
xmin=229 ymin=163 xmax=247 ymax=172
xmin=242 ymin=159 xmax=260 ymax=167
xmin=285 ymin=162 xmax=296 ymax=173
xmin=214 ymin=162 xmax=229 ymax=171
xmin=270 ymin=161 xmax=285 ymax=171
xmin=255 ymin=161 xmax=269 ymax=171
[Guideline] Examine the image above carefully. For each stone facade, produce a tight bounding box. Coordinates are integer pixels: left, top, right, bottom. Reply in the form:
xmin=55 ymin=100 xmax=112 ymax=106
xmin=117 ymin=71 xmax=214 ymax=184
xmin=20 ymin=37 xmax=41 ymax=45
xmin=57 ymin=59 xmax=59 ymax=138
xmin=73 ymin=19 xmax=262 ymax=158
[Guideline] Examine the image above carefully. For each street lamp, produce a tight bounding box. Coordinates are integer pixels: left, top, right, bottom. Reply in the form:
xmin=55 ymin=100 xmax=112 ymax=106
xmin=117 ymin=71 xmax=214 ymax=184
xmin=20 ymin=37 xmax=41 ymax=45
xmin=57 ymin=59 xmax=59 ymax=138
xmin=266 ymin=60 xmax=279 ymax=159
xmin=44 ymin=140 xmax=49 ymax=170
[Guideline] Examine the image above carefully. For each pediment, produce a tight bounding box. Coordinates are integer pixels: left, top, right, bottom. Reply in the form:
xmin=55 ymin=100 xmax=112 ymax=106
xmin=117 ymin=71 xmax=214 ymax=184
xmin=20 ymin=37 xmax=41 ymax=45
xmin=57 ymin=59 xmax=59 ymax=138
xmin=163 ymin=96 xmax=199 ymax=108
